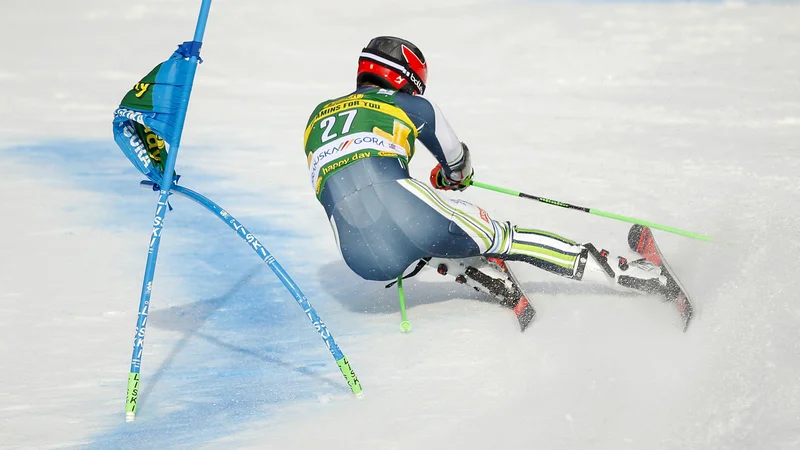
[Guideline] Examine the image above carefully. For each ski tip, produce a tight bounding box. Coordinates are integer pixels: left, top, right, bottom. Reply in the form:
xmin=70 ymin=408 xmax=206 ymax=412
xmin=628 ymin=224 xmax=645 ymax=252
xmin=628 ymin=225 xmax=662 ymax=265
xmin=680 ymin=300 xmax=694 ymax=333
xmin=516 ymin=297 xmax=536 ymax=332
xmin=519 ymin=312 xmax=536 ymax=332
xmin=671 ymin=291 xmax=694 ymax=332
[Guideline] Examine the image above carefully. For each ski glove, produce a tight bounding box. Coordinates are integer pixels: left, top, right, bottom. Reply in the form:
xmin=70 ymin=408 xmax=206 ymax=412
xmin=429 ymin=142 xmax=474 ymax=191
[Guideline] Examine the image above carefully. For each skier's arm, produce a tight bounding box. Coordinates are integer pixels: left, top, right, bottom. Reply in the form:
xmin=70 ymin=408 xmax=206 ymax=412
xmin=395 ymin=94 xmax=473 ymax=187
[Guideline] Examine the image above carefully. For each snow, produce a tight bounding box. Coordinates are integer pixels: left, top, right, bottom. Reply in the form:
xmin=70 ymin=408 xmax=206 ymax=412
xmin=1 ymin=0 xmax=799 ymax=448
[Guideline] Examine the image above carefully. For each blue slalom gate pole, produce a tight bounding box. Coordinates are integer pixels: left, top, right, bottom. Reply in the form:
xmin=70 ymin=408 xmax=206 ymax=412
xmin=122 ymin=0 xmax=363 ymax=422
xmin=141 ymin=181 xmax=363 ymax=397
xmin=126 ymin=0 xmax=212 ymax=422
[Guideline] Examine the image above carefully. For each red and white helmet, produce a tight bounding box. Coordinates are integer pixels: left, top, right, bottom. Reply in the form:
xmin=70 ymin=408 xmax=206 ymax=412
xmin=357 ymin=36 xmax=428 ymax=95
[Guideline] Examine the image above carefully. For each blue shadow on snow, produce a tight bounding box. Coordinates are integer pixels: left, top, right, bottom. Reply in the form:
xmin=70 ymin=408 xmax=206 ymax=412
xmin=8 ymin=141 xmax=349 ymax=448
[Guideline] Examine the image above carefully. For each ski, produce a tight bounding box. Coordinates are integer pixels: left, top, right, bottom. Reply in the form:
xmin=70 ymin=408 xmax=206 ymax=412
xmin=428 ymin=256 xmax=536 ymax=332
xmin=628 ymin=225 xmax=694 ymax=331
xmin=484 ymin=257 xmax=537 ymax=332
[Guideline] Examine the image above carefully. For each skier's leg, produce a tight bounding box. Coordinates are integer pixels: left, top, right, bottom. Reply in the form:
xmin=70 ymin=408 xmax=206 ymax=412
xmin=486 ymin=223 xmax=669 ymax=297
xmin=396 ymin=178 xmax=503 ymax=256
xmin=321 ymin=161 xmax=496 ymax=281
xmin=394 ymin=176 xmax=668 ymax=296
xmin=324 ymin=180 xmax=478 ymax=281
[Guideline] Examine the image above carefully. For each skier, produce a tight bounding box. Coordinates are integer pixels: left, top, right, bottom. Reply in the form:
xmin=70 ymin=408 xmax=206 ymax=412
xmin=303 ymin=36 xmax=679 ymax=312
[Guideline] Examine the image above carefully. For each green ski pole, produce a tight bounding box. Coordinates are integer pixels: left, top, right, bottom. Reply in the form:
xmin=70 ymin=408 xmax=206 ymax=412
xmin=397 ymin=276 xmax=412 ymax=332
xmin=469 ymin=180 xmax=712 ymax=242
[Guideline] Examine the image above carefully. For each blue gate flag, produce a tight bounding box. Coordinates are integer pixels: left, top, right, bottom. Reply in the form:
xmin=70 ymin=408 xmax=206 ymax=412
xmin=112 ymin=43 xmax=201 ymax=184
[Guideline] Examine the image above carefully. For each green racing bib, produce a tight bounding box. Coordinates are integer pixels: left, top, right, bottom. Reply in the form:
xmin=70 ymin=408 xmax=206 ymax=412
xmin=303 ymin=88 xmax=418 ymax=198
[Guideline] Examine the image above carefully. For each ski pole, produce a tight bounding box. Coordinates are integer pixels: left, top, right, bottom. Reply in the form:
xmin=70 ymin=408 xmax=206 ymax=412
xmin=469 ymin=180 xmax=712 ymax=242
xmin=396 ymin=277 xmax=412 ymax=332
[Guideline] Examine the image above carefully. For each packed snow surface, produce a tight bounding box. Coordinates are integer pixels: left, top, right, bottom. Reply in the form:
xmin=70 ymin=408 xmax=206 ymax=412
xmin=1 ymin=0 xmax=798 ymax=448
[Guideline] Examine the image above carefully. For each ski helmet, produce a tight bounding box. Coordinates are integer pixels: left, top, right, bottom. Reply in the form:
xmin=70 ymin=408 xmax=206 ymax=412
xmin=357 ymin=36 xmax=427 ymax=95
